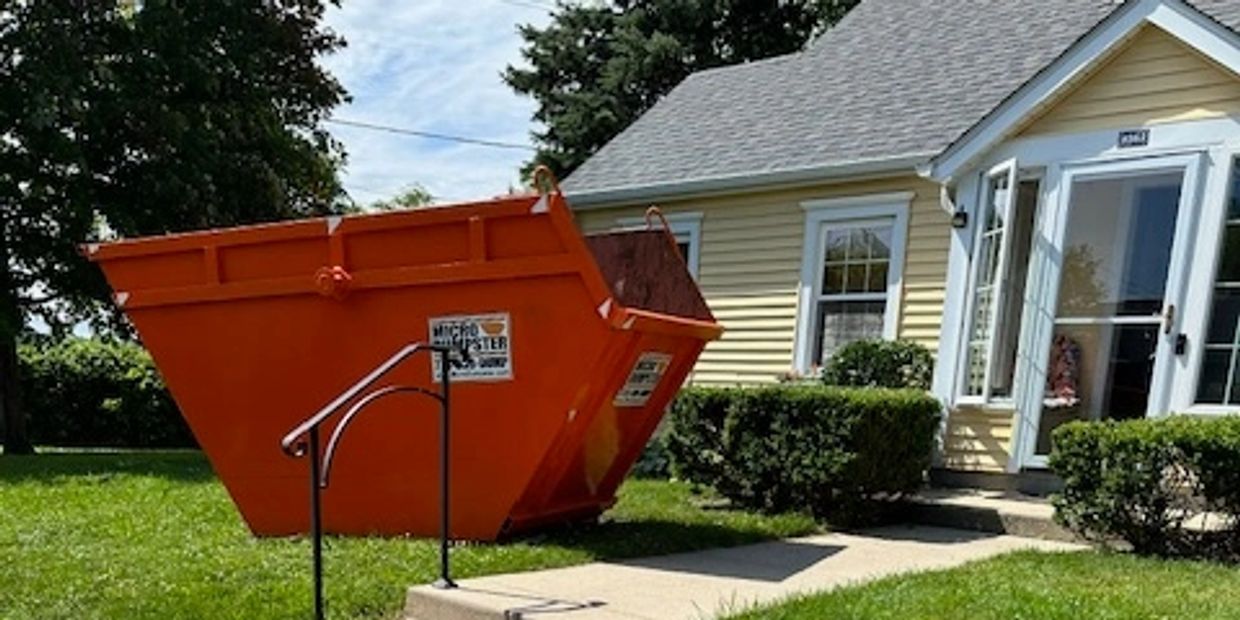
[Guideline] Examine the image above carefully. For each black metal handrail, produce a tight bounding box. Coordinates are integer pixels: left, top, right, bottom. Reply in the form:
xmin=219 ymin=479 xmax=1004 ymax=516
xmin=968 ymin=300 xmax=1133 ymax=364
xmin=280 ymin=342 xmax=466 ymax=620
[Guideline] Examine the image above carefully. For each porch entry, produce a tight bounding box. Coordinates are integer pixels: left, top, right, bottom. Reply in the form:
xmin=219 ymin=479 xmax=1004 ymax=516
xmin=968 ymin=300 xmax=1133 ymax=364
xmin=1018 ymin=154 xmax=1203 ymax=466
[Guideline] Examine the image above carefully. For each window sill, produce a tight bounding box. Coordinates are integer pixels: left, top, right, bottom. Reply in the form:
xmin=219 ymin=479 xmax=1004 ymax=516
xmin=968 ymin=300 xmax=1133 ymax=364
xmin=952 ymin=397 xmax=1017 ymax=412
xmin=1179 ymin=405 xmax=1240 ymax=417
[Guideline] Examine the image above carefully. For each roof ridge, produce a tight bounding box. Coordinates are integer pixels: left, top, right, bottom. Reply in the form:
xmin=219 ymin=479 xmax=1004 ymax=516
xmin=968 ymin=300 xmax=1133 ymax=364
xmin=565 ymin=0 xmax=1240 ymax=204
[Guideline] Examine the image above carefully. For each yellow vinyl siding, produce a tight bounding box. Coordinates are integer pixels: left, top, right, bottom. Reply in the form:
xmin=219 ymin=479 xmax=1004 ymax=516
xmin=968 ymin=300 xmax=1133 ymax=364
xmin=942 ymin=407 xmax=1014 ymax=473
xmin=1021 ymin=25 xmax=1240 ymax=137
xmin=574 ymin=175 xmax=948 ymax=386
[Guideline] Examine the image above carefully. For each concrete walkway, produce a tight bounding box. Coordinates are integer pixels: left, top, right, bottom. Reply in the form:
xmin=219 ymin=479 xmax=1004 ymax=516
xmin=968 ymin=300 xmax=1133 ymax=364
xmin=403 ymin=525 xmax=1084 ymax=619
xmin=906 ymin=488 xmax=1078 ymax=542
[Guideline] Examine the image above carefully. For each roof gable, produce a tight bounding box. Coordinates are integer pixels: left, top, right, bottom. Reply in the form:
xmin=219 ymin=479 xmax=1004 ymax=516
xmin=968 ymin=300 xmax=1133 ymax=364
xmin=1017 ymin=25 xmax=1240 ymax=136
xmin=928 ymin=0 xmax=1240 ymax=181
xmin=565 ymin=0 xmax=1240 ymax=206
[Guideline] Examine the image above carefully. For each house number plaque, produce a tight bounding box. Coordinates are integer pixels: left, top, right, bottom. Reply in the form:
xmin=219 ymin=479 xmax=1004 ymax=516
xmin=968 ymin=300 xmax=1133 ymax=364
xmin=1117 ymin=129 xmax=1150 ymax=148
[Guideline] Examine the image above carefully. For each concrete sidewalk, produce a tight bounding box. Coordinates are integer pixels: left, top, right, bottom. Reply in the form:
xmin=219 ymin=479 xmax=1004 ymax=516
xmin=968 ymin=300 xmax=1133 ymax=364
xmin=403 ymin=525 xmax=1084 ymax=619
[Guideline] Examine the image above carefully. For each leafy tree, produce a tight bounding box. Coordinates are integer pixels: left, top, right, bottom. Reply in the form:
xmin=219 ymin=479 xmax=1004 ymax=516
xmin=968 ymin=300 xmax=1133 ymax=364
xmin=0 ymin=0 xmax=347 ymax=454
xmin=370 ymin=185 xmax=436 ymax=212
xmin=504 ymin=0 xmax=860 ymax=178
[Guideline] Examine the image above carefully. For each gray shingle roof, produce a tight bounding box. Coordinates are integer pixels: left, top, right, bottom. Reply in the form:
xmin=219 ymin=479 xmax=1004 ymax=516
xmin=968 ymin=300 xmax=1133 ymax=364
xmin=564 ymin=0 xmax=1240 ymax=204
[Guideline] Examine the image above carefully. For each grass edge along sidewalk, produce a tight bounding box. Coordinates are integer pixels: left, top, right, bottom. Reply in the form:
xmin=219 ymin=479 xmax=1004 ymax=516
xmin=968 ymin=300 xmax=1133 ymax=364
xmin=0 ymin=450 xmax=816 ymax=620
xmin=727 ymin=549 xmax=1240 ymax=620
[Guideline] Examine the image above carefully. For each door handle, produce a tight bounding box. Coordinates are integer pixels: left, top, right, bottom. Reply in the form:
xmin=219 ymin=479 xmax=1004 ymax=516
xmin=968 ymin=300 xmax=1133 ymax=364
xmin=1163 ymin=304 xmax=1176 ymax=335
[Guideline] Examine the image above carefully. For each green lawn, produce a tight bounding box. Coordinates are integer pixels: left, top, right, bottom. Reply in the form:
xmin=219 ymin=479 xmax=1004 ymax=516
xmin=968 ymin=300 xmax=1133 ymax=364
xmin=730 ymin=550 xmax=1240 ymax=620
xmin=0 ymin=451 xmax=816 ymax=620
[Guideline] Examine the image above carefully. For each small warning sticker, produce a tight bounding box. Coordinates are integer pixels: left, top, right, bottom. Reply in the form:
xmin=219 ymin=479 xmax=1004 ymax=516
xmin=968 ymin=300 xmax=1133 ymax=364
xmin=429 ymin=313 xmax=513 ymax=382
xmin=614 ymin=352 xmax=673 ymax=407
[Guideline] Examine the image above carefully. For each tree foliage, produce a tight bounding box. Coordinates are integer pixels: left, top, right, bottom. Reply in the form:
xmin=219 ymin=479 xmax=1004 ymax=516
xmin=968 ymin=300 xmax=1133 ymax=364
xmin=0 ymin=0 xmax=347 ymax=453
xmin=504 ymin=0 xmax=860 ymax=178
xmin=369 ymin=185 xmax=435 ymax=212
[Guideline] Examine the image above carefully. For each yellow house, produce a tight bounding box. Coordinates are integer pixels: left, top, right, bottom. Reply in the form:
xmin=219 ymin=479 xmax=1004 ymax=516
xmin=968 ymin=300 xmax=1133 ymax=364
xmin=562 ymin=0 xmax=1240 ymax=488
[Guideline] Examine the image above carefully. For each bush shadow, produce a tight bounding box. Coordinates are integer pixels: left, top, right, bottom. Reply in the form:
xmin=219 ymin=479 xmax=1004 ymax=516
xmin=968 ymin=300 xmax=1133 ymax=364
xmin=0 ymin=450 xmax=215 ymax=484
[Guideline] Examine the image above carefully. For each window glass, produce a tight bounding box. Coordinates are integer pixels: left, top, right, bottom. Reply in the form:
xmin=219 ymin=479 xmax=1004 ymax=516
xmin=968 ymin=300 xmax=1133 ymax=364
xmin=813 ymin=221 xmax=893 ymax=364
xmin=962 ymin=173 xmax=1040 ymax=400
xmin=1198 ymin=162 xmax=1240 ymax=405
xmin=675 ymin=240 xmax=691 ymax=261
xmin=816 ymin=301 xmax=886 ymax=362
xmin=963 ymin=172 xmax=1012 ymax=397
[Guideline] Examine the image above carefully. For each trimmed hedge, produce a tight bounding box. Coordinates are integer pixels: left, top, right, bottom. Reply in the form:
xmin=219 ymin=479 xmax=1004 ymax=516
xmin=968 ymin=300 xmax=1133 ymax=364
xmin=631 ymin=425 xmax=671 ymax=479
xmin=1051 ymin=417 xmax=1240 ymax=559
xmin=18 ymin=338 xmax=193 ymax=448
xmin=820 ymin=339 xmax=934 ymax=390
xmin=667 ymin=385 xmax=940 ymax=522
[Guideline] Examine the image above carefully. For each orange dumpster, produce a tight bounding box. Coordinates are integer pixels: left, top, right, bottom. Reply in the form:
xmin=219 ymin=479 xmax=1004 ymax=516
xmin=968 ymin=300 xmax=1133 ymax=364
xmin=86 ymin=185 xmax=722 ymax=541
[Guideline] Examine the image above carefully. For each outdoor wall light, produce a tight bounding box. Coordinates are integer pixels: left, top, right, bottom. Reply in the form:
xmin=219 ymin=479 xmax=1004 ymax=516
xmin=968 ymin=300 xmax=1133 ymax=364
xmin=951 ymin=210 xmax=969 ymax=229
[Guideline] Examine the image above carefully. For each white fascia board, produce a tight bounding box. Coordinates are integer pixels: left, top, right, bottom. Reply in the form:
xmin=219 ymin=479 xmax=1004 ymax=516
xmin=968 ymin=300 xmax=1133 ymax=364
xmin=927 ymin=0 xmax=1167 ymax=183
xmin=1148 ymin=0 xmax=1240 ymax=77
xmin=564 ymin=153 xmax=933 ymax=210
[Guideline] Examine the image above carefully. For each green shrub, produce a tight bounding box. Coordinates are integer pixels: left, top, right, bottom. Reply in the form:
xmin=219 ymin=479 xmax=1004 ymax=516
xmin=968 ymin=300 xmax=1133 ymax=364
xmin=666 ymin=385 xmax=940 ymax=522
xmin=18 ymin=338 xmax=193 ymax=448
xmin=631 ymin=425 xmax=671 ymax=479
xmin=820 ymin=339 xmax=934 ymax=390
xmin=665 ymin=387 xmax=734 ymax=484
xmin=1051 ymin=417 xmax=1240 ymax=559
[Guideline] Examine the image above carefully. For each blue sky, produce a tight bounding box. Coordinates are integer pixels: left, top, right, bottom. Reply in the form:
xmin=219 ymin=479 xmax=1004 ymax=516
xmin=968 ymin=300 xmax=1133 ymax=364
xmin=321 ymin=0 xmax=554 ymax=205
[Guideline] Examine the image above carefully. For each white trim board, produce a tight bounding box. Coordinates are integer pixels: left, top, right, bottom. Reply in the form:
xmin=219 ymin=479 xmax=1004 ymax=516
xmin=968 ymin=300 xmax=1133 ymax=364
xmin=792 ymin=193 xmax=912 ymax=373
xmin=926 ymin=0 xmax=1240 ymax=183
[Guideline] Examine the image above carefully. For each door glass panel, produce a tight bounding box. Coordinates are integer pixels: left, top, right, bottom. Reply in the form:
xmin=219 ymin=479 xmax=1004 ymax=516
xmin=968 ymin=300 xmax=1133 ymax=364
xmin=1037 ymin=170 xmax=1184 ymax=456
xmin=1055 ymin=173 xmax=1182 ymax=318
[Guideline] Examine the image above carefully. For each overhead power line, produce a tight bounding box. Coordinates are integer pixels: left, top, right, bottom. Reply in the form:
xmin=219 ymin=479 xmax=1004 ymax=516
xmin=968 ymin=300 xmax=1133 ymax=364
xmin=497 ymin=0 xmax=557 ymax=10
xmin=325 ymin=118 xmax=536 ymax=152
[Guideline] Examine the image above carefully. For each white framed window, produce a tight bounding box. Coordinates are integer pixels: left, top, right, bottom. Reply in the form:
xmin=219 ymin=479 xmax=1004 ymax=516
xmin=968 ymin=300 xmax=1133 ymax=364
xmin=793 ymin=193 xmax=911 ymax=373
xmin=959 ymin=161 xmax=1019 ymax=402
xmin=615 ymin=212 xmax=702 ymax=279
xmin=955 ymin=161 xmax=1042 ymax=405
xmin=1195 ymin=156 xmax=1240 ymax=407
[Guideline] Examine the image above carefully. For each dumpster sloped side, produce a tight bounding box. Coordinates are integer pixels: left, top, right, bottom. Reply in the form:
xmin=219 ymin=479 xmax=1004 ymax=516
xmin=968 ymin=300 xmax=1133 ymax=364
xmin=89 ymin=192 xmax=722 ymax=540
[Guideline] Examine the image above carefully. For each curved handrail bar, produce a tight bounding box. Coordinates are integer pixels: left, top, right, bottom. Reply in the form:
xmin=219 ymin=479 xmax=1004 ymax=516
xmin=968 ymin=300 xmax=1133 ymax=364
xmin=318 ymin=384 xmax=443 ymax=487
xmin=281 ymin=342 xmax=461 ymax=456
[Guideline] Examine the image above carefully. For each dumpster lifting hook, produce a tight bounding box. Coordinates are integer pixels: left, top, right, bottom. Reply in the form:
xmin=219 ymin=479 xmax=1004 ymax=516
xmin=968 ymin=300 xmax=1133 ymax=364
xmin=531 ymin=165 xmax=561 ymax=196
xmin=644 ymin=206 xmax=671 ymax=233
xmin=314 ymin=265 xmax=352 ymax=301
xmin=644 ymin=206 xmax=685 ymax=262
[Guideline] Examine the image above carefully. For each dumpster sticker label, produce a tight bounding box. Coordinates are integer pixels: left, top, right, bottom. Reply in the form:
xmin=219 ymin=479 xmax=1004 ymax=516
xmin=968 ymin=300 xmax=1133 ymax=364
xmin=429 ymin=313 xmax=513 ymax=382
xmin=613 ymin=352 xmax=672 ymax=407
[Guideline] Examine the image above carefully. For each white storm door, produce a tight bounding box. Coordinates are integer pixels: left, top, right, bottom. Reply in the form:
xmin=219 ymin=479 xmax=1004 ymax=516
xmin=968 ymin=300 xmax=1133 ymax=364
xmin=1015 ymin=152 xmax=1204 ymax=468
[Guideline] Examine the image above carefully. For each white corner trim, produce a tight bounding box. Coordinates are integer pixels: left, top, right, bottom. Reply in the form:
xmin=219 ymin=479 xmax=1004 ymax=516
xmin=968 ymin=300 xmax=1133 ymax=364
xmin=530 ymin=195 xmax=549 ymax=214
xmin=791 ymin=193 xmax=913 ymax=373
xmin=927 ymin=0 xmax=1230 ymax=182
xmin=933 ymin=173 xmax=982 ymax=406
xmin=325 ymin=216 xmax=343 ymax=235
xmin=597 ymin=298 xmax=613 ymax=320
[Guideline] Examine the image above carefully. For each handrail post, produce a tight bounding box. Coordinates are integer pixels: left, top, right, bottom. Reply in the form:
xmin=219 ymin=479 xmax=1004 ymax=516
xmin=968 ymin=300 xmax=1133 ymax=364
xmin=308 ymin=427 xmax=325 ymax=620
xmin=432 ymin=347 xmax=457 ymax=590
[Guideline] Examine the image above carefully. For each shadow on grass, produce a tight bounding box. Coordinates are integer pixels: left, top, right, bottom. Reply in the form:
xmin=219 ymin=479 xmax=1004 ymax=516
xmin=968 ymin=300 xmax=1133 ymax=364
xmin=514 ymin=518 xmax=802 ymax=564
xmin=0 ymin=450 xmax=215 ymax=484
